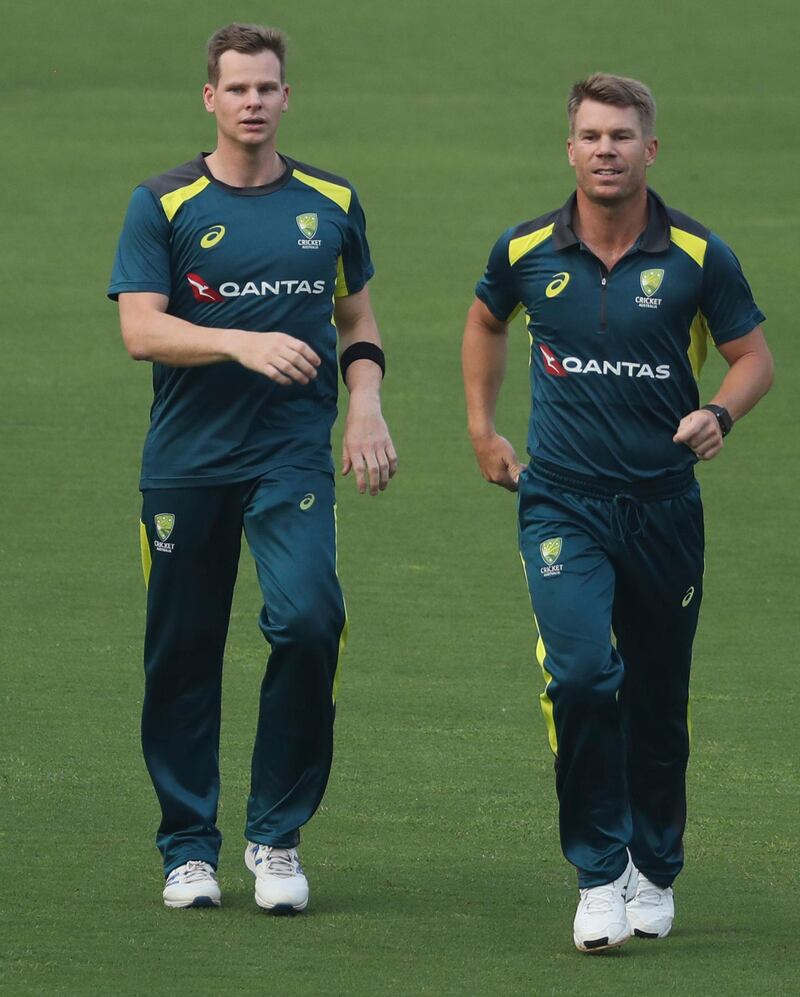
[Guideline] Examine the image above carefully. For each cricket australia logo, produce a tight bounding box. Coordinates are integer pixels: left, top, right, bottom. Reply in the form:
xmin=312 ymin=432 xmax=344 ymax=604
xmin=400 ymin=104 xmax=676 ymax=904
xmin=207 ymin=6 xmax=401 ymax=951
xmin=539 ymin=537 xmax=563 ymax=577
xmin=296 ymin=213 xmax=321 ymax=249
xmin=154 ymin=513 xmax=175 ymax=553
xmin=636 ymin=268 xmax=664 ymax=309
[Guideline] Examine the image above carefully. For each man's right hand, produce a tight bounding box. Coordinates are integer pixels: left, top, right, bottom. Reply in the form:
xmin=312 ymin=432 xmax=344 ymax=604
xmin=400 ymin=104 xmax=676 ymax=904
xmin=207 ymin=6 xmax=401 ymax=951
xmin=232 ymin=331 xmax=321 ymax=385
xmin=470 ymin=432 xmax=524 ymax=492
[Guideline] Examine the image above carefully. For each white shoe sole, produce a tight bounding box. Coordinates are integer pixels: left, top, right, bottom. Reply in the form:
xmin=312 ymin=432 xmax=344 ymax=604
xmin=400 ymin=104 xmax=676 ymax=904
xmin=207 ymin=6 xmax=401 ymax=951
xmin=163 ymin=895 xmax=221 ymax=909
xmin=630 ymin=921 xmax=672 ymax=939
xmin=254 ymin=893 xmax=308 ymax=914
xmin=574 ymin=928 xmax=631 ymax=954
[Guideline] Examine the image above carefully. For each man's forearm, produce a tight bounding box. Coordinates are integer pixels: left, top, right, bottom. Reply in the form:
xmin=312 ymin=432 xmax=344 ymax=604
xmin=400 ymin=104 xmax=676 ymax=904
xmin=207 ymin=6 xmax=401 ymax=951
xmin=336 ymin=295 xmax=385 ymax=395
xmin=709 ymin=350 xmax=774 ymax=423
xmin=119 ymin=293 xmax=321 ymax=385
xmin=121 ymin=305 xmax=244 ymax=366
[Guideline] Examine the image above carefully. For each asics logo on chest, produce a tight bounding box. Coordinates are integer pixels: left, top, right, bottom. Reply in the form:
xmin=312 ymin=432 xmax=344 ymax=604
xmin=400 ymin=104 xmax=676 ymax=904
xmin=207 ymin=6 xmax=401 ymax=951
xmin=545 ymin=272 xmax=570 ymax=298
xmin=200 ymin=225 xmax=226 ymax=249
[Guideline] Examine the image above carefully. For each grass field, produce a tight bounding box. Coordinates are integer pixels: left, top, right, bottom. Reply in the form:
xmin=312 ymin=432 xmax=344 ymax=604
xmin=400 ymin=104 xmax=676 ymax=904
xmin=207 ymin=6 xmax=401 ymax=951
xmin=2 ymin=0 xmax=798 ymax=993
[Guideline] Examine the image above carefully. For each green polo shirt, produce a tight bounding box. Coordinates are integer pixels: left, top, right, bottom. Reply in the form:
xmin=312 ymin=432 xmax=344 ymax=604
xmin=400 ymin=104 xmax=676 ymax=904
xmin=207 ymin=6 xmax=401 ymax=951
xmin=476 ymin=189 xmax=765 ymax=482
xmin=108 ymin=153 xmax=374 ymax=488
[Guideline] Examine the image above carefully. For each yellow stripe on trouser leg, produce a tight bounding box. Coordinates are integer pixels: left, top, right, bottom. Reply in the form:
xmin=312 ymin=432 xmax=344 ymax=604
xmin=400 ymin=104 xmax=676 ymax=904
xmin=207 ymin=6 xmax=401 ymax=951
xmin=533 ymin=614 xmax=558 ymax=755
xmin=140 ymin=520 xmax=152 ymax=589
xmin=519 ymin=553 xmax=558 ymax=754
xmin=332 ymin=610 xmax=348 ymax=705
xmin=331 ymin=503 xmax=348 ymax=704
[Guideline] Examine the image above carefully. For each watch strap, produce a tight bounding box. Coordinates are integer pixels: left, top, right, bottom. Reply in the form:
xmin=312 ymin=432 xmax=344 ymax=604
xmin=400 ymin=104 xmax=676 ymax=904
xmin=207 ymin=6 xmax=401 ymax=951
xmin=701 ymin=403 xmax=733 ymax=437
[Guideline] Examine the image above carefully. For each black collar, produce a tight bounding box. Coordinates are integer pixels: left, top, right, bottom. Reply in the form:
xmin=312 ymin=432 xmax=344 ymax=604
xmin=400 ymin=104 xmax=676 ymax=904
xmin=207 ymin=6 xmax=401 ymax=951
xmin=196 ymin=152 xmax=292 ymax=196
xmin=552 ymin=188 xmax=671 ymax=254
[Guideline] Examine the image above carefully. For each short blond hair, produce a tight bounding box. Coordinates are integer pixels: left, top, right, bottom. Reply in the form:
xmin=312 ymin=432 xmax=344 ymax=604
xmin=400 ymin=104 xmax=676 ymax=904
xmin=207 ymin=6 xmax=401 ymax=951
xmin=567 ymin=73 xmax=656 ymax=137
xmin=207 ymin=23 xmax=288 ymax=86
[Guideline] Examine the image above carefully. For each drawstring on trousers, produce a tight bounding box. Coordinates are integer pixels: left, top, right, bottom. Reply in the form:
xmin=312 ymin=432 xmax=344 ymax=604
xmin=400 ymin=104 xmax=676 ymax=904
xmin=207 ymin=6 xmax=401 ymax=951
xmin=610 ymin=493 xmax=648 ymax=541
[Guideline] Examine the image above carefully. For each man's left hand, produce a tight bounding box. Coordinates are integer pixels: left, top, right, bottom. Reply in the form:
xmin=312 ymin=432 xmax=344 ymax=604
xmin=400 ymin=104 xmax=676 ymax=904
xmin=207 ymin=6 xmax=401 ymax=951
xmin=342 ymin=391 xmax=398 ymax=495
xmin=673 ymin=409 xmax=723 ymax=460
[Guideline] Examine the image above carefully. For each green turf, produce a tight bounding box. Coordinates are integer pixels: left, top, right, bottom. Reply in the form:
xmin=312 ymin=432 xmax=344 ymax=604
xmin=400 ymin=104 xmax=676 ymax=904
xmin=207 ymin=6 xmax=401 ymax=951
xmin=2 ymin=0 xmax=798 ymax=993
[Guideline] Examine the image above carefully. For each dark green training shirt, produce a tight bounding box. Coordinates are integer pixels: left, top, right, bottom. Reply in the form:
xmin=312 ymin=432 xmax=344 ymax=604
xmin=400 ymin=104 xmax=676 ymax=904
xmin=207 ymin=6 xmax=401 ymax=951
xmin=475 ymin=189 xmax=765 ymax=482
xmin=108 ymin=153 xmax=374 ymax=488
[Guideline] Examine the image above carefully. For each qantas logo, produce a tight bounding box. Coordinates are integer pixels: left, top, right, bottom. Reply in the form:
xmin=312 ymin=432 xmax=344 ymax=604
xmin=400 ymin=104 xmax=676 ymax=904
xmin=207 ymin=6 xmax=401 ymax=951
xmin=538 ymin=343 xmax=671 ymax=379
xmin=538 ymin=344 xmax=568 ymax=376
xmin=187 ymin=273 xmax=224 ymax=302
xmin=186 ymin=273 xmax=326 ymax=302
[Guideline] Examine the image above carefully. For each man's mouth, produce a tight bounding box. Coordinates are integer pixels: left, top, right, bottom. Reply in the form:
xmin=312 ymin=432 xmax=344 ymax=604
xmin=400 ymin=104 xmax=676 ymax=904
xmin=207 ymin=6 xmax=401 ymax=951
xmin=242 ymin=117 xmax=265 ymax=126
xmin=593 ymin=168 xmax=622 ymax=176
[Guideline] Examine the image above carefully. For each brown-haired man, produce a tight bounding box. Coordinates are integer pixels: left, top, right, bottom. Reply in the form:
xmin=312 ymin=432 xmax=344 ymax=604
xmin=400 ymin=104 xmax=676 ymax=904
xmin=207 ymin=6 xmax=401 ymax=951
xmin=463 ymin=73 xmax=772 ymax=951
xmin=109 ymin=23 xmax=396 ymax=913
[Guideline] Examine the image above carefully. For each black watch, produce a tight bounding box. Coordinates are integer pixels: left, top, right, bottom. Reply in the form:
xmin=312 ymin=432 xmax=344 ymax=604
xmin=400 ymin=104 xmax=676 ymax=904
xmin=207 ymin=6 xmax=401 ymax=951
xmin=701 ymin=404 xmax=733 ymax=437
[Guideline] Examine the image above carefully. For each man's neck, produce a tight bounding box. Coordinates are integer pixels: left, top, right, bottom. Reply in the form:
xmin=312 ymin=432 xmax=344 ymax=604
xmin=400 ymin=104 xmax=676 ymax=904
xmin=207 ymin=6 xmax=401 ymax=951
xmin=572 ymin=187 xmax=649 ymax=270
xmin=204 ymin=141 xmax=285 ymax=188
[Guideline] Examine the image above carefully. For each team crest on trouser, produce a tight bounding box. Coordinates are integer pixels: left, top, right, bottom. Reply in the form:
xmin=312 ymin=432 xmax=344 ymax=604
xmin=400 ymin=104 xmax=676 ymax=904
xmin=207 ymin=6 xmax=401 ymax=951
xmin=539 ymin=537 xmax=563 ymax=577
xmin=296 ymin=213 xmax=318 ymax=239
xmin=540 ymin=537 xmax=562 ymax=565
xmin=640 ymin=269 xmax=664 ymax=297
xmin=154 ymin=513 xmax=175 ymax=541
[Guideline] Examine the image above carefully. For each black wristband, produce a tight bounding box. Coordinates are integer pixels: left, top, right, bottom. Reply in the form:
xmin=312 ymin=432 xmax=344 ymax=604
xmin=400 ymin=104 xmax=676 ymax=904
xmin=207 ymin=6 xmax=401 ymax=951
xmin=701 ymin=403 xmax=733 ymax=437
xmin=339 ymin=342 xmax=386 ymax=382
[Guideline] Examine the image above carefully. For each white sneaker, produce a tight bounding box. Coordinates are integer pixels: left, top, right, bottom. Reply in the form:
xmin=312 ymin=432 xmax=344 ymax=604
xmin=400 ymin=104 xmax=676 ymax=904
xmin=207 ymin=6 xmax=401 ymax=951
xmin=245 ymin=842 xmax=309 ymax=913
xmin=627 ymin=874 xmax=674 ymax=938
xmin=573 ymin=858 xmax=638 ymax=953
xmin=163 ymin=860 xmax=221 ymax=909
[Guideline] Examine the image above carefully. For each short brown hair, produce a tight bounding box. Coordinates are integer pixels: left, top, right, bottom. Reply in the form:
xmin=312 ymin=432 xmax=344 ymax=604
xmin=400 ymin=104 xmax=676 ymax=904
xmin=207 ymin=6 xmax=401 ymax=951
xmin=567 ymin=73 xmax=656 ymax=137
xmin=207 ymin=23 xmax=288 ymax=86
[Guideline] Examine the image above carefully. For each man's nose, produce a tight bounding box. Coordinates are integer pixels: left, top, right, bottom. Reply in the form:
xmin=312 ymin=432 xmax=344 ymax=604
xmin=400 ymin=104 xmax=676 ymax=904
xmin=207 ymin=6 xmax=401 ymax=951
xmin=596 ymin=134 xmax=616 ymax=155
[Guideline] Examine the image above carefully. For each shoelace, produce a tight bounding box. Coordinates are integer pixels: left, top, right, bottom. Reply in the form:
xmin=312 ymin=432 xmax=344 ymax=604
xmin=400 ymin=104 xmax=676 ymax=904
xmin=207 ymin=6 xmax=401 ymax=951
xmin=580 ymin=884 xmax=619 ymax=913
xmin=168 ymin=861 xmax=215 ymax=884
xmin=254 ymin=846 xmax=300 ymax=878
xmin=635 ymin=879 xmax=669 ymax=906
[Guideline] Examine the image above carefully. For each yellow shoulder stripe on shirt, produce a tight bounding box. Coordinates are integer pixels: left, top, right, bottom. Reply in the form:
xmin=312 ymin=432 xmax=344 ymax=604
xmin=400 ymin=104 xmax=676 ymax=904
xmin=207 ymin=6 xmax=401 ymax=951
xmin=293 ymin=169 xmax=352 ymax=213
xmin=159 ymin=176 xmax=211 ymax=222
xmin=670 ymin=226 xmax=708 ymax=268
xmin=508 ymin=223 xmax=555 ymax=267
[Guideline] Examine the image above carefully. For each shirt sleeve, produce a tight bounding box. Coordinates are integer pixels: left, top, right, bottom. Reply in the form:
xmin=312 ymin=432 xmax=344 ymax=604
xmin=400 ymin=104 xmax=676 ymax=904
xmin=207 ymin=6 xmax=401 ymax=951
xmin=107 ymin=186 xmax=172 ymax=300
xmin=700 ymin=232 xmax=766 ymax=345
xmin=333 ymin=186 xmax=375 ymax=298
xmin=475 ymin=231 xmax=520 ymax=322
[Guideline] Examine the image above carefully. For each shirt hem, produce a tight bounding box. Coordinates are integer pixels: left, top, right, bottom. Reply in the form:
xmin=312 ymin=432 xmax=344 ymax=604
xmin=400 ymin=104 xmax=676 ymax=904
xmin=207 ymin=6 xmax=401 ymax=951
xmin=140 ymin=454 xmax=334 ymax=490
xmin=108 ymin=282 xmax=172 ymax=301
xmin=708 ymin=309 xmax=766 ymax=345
